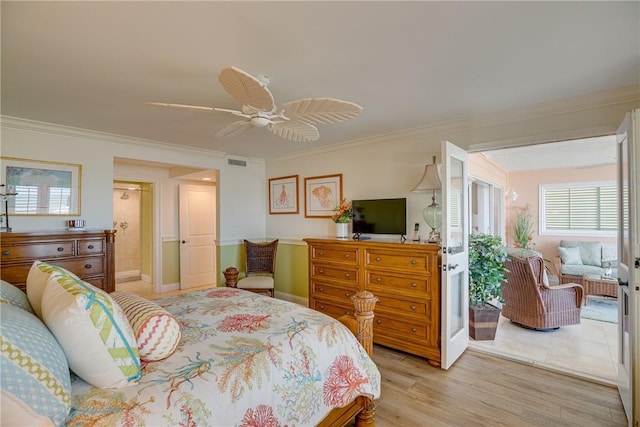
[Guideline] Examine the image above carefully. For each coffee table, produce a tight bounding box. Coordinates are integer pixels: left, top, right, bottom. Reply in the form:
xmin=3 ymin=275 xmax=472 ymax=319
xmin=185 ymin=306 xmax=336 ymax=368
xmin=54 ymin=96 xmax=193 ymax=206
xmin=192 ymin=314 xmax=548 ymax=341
xmin=582 ymin=273 xmax=618 ymax=305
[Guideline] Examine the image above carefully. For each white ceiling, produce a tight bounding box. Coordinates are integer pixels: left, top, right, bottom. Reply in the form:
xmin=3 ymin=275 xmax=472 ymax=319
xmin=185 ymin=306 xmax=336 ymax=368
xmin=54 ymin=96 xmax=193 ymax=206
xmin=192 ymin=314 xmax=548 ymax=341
xmin=2 ymin=1 xmax=638 ymax=162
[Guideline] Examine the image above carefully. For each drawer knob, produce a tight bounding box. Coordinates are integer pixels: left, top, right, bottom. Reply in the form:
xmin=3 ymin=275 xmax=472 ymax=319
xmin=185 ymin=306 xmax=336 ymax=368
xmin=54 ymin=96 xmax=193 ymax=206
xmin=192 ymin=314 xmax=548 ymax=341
xmin=57 ymin=247 xmax=64 ymax=252
xmin=319 ymin=269 xmax=324 ymax=274
xmin=375 ymin=257 xmax=381 ymax=262
xmin=88 ymin=244 xmax=94 ymax=249
xmin=411 ymin=283 xmax=417 ymax=287
xmin=84 ymin=264 xmax=92 ymax=269
xmin=344 ymin=273 xmax=350 ymax=278
xmin=376 ymin=277 xmax=382 ymax=283
xmin=320 ymin=305 xmax=325 ymax=309
xmin=410 ymin=259 xmax=417 ymax=265
xmin=2 ymin=250 xmax=9 ymax=256
xmin=344 ymin=254 xmax=350 ymax=258
xmin=412 ymin=328 xmax=417 ymax=333
xmin=318 ymin=287 xmax=324 ymax=292
xmin=376 ymin=319 xmax=382 ymax=324
xmin=319 ymin=251 xmax=324 ymax=256
xmin=345 ymin=292 xmax=351 ymax=297
xmin=411 ymin=305 xmax=416 ymax=310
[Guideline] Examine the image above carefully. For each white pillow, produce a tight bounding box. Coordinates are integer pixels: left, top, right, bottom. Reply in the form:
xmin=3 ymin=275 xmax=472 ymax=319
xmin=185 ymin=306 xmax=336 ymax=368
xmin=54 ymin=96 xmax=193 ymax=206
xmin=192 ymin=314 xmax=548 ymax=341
xmin=26 ymin=261 xmax=76 ymax=319
xmin=41 ymin=271 xmax=141 ymax=389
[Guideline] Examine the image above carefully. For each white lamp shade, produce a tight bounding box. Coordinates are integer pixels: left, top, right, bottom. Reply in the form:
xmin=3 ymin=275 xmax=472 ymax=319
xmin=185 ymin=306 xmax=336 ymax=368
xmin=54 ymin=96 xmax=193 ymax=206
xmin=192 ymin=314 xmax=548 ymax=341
xmin=411 ymin=162 xmax=442 ymax=192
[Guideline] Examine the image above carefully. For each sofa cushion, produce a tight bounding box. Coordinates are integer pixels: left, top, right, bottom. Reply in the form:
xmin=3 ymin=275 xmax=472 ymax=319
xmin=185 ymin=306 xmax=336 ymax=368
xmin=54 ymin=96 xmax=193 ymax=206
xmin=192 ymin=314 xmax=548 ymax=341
xmin=1 ymin=301 xmax=71 ymax=427
xmin=558 ymin=247 xmax=583 ymax=266
xmin=602 ymin=243 xmax=617 ymax=267
xmin=562 ymin=264 xmax=606 ymax=277
xmin=577 ymin=241 xmax=603 ymax=266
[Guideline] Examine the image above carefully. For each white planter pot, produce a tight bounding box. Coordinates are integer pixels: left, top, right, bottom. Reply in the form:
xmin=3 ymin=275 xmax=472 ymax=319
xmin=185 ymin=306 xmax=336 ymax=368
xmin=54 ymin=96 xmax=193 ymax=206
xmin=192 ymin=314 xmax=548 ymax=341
xmin=335 ymin=222 xmax=349 ymax=238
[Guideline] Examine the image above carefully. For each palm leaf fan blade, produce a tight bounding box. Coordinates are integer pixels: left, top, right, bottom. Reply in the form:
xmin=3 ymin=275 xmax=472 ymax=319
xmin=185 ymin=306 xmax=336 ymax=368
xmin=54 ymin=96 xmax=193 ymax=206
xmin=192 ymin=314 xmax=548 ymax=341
xmin=279 ymin=98 xmax=363 ymax=125
xmin=218 ymin=66 xmax=275 ymax=112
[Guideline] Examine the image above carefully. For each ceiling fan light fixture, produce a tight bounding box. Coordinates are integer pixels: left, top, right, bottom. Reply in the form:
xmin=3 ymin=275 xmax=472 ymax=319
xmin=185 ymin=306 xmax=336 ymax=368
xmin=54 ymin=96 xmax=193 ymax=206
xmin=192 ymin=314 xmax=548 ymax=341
xmin=250 ymin=116 xmax=270 ymax=128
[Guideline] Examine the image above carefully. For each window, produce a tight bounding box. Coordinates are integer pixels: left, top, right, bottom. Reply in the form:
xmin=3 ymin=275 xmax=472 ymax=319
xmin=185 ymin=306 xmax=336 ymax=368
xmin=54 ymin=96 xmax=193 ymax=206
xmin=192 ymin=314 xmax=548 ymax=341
xmin=469 ymin=178 xmax=504 ymax=239
xmin=540 ymin=181 xmax=617 ymax=236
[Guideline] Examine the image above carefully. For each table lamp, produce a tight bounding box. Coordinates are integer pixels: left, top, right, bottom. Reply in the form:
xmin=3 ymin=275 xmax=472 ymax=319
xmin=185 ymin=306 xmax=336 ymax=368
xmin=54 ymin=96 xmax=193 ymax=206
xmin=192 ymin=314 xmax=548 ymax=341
xmin=412 ymin=156 xmax=442 ymax=243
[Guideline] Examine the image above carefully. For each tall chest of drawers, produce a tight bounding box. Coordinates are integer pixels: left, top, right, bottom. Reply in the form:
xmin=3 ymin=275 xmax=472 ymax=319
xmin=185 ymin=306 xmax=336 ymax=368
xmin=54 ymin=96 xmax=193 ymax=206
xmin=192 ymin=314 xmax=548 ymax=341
xmin=1 ymin=230 xmax=116 ymax=293
xmin=304 ymin=238 xmax=441 ymax=365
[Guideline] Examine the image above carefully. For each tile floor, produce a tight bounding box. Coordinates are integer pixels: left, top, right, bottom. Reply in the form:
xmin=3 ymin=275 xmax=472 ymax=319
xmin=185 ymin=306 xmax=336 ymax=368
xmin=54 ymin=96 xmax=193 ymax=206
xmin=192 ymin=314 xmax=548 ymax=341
xmin=469 ymin=311 xmax=618 ymax=385
xmin=117 ymin=280 xmax=618 ymax=385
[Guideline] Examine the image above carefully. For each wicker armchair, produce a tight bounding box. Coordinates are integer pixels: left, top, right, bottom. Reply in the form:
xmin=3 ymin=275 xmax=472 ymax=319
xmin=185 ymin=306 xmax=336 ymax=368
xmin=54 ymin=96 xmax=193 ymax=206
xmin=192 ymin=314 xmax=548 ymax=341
xmin=226 ymin=239 xmax=278 ymax=297
xmin=502 ymin=255 xmax=583 ymax=330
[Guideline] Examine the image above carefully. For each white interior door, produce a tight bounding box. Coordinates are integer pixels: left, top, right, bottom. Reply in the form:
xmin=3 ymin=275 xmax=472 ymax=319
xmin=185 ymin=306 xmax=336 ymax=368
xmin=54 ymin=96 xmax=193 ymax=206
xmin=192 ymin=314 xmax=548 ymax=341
xmin=440 ymin=140 xmax=469 ymax=370
xmin=616 ymin=110 xmax=639 ymax=425
xmin=179 ymin=184 xmax=217 ymax=289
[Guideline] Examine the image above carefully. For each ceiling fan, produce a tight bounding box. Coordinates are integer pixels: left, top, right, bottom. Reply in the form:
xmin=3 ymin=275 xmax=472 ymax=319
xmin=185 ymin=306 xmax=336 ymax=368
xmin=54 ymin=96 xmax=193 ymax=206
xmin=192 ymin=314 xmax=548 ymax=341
xmin=148 ymin=66 xmax=363 ymax=142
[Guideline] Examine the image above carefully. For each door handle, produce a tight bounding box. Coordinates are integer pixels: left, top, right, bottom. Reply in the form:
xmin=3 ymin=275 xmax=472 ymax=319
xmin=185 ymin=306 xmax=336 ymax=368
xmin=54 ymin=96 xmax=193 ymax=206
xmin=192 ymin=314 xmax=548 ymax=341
xmin=618 ymin=278 xmax=628 ymax=287
xmin=444 ymin=263 xmax=459 ymax=271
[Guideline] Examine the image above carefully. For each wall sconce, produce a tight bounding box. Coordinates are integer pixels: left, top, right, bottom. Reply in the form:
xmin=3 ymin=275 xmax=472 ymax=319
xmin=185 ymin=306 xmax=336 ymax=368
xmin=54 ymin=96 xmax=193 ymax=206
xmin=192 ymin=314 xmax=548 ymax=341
xmin=506 ymin=188 xmax=519 ymax=202
xmin=412 ymin=156 xmax=442 ymax=243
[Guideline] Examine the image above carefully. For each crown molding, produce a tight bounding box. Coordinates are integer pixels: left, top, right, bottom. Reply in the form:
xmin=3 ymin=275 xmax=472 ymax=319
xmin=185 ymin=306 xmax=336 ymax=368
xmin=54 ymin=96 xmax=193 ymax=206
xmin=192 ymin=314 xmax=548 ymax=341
xmin=271 ymin=85 xmax=640 ymax=162
xmin=0 ymin=115 xmax=234 ymax=161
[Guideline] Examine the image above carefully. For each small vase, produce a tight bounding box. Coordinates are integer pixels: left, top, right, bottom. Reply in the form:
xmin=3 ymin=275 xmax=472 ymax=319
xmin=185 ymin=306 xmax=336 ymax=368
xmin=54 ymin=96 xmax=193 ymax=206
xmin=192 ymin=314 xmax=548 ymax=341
xmin=335 ymin=222 xmax=349 ymax=238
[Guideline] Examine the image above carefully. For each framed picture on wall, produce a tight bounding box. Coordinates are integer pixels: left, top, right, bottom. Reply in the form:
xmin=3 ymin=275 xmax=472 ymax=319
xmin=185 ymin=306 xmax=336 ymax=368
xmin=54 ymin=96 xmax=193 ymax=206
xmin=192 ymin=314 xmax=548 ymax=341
xmin=269 ymin=175 xmax=299 ymax=214
xmin=304 ymin=173 xmax=343 ymax=218
xmin=1 ymin=157 xmax=82 ymax=215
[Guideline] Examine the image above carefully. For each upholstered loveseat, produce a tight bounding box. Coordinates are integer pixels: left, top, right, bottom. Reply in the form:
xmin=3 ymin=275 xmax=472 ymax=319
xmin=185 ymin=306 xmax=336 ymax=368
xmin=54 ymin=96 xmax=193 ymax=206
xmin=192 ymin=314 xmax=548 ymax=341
xmin=552 ymin=240 xmax=617 ymax=286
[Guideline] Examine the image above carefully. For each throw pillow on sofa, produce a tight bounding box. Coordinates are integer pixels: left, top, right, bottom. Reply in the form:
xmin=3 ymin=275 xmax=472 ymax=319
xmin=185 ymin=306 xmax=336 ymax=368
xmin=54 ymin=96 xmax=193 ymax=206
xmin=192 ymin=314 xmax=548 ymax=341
xmin=1 ymin=301 xmax=72 ymax=427
xmin=558 ymin=247 xmax=583 ymax=266
xmin=111 ymin=291 xmax=182 ymax=362
xmin=41 ymin=271 xmax=141 ymax=389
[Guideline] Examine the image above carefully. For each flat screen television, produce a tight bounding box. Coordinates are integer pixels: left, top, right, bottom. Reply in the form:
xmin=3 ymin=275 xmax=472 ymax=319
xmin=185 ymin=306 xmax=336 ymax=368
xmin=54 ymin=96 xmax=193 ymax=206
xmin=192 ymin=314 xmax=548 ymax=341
xmin=352 ymin=198 xmax=407 ymax=239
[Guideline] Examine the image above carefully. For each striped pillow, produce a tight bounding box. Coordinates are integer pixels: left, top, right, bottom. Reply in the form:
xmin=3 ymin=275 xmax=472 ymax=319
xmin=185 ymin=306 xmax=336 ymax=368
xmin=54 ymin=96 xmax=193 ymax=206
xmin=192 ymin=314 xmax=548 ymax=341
xmin=112 ymin=292 xmax=182 ymax=362
xmin=41 ymin=272 xmax=141 ymax=389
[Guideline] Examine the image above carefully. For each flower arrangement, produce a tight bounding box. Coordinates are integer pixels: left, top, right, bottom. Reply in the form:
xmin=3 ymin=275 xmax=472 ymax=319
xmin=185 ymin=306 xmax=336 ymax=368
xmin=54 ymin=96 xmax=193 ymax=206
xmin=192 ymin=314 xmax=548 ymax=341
xmin=331 ymin=198 xmax=352 ymax=223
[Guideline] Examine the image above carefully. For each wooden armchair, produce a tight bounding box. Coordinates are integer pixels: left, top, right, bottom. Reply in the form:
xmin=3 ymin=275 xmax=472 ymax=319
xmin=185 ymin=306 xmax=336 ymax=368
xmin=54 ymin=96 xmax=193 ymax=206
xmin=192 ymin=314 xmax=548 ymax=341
xmin=502 ymin=255 xmax=584 ymax=330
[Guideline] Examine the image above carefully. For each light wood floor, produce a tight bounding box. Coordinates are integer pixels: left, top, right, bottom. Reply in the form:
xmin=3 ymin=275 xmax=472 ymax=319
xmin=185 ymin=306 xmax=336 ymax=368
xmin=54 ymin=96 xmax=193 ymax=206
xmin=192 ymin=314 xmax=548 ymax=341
xmin=117 ymin=281 xmax=626 ymax=426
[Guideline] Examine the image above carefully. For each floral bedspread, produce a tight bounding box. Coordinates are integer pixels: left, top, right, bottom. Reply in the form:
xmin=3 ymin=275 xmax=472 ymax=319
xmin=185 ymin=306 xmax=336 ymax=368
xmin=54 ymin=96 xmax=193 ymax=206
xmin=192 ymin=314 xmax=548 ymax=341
xmin=65 ymin=288 xmax=381 ymax=426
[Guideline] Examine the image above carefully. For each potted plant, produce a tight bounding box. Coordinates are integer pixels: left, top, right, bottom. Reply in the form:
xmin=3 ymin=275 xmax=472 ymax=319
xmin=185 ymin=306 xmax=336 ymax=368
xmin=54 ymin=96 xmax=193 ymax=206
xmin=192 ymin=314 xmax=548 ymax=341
xmin=513 ymin=204 xmax=535 ymax=249
xmin=468 ymin=233 xmax=508 ymax=340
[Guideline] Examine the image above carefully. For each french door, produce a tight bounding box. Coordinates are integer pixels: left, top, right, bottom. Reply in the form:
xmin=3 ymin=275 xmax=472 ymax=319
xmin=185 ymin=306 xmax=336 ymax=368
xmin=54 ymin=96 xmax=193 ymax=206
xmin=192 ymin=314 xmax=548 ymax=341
xmin=441 ymin=140 xmax=469 ymax=369
xmin=616 ymin=110 xmax=638 ymax=425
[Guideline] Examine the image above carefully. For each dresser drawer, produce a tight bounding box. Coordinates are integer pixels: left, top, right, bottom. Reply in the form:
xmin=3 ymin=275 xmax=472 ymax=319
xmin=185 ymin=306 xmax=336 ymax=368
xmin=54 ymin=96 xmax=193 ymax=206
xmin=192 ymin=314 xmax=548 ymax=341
xmin=311 ymin=281 xmax=357 ymax=302
xmin=366 ymin=271 xmax=429 ymax=294
xmin=310 ymin=245 xmax=358 ymax=266
xmin=310 ymin=299 xmax=355 ymax=319
xmin=78 ymin=239 xmax=104 ymax=255
xmin=376 ymin=296 xmax=428 ymax=316
xmin=374 ymin=315 xmax=428 ymax=341
xmin=310 ymin=264 xmax=358 ymax=284
xmin=365 ymin=249 xmax=428 ymax=272
xmin=54 ymin=257 xmax=105 ymax=277
xmin=1 ymin=241 xmax=74 ymax=260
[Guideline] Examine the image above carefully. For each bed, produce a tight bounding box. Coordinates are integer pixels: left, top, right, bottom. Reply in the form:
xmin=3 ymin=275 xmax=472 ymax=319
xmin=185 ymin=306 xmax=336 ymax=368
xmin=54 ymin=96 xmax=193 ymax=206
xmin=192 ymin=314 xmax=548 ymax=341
xmin=1 ymin=269 xmax=380 ymax=427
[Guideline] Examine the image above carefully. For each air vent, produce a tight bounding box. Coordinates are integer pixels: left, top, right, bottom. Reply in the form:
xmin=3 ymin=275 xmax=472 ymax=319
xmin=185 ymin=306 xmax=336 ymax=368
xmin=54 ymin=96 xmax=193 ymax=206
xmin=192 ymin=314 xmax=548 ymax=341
xmin=227 ymin=158 xmax=247 ymax=167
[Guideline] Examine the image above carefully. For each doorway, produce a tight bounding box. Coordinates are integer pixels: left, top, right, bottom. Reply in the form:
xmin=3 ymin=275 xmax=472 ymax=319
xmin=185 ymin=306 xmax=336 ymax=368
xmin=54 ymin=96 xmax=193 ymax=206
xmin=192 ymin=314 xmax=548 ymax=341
xmin=467 ymin=135 xmax=618 ymax=384
xmin=113 ymin=181 xmax=153 ymax=291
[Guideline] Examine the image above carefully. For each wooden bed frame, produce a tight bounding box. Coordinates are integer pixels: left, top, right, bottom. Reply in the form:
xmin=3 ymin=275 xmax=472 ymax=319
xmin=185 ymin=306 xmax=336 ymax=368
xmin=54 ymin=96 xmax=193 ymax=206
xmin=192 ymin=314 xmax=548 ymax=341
xmin=321 ymin=290 xmax=378 ymax=427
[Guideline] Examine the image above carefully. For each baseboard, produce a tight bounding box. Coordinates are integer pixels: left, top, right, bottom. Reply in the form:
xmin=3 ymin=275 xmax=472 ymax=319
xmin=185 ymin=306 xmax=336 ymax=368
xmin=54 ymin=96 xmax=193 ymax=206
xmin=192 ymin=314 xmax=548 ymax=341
xmin=274 ymin=291 xmax=308 ymax=307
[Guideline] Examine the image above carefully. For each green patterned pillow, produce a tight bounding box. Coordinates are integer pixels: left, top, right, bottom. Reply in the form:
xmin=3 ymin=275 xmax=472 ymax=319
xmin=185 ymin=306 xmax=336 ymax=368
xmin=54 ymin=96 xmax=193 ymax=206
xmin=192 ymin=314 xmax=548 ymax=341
xmin=41 ymin=271 xmax=141 ymax=389
xmin=1 ymin=302 xmax=71 ymax=426
xmin=27 ymin=261 xmax=79 ymax=319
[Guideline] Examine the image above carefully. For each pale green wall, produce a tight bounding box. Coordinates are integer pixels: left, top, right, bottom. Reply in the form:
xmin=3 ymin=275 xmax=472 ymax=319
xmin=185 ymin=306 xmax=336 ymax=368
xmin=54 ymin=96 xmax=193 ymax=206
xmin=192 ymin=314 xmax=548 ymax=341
xmin=219 ymin=242 xmax=309 ymax=298
xmin=140 ymin=182 xmax=153 ymax=277
xmin=162 ymin=240 xmax=180 ymax=284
